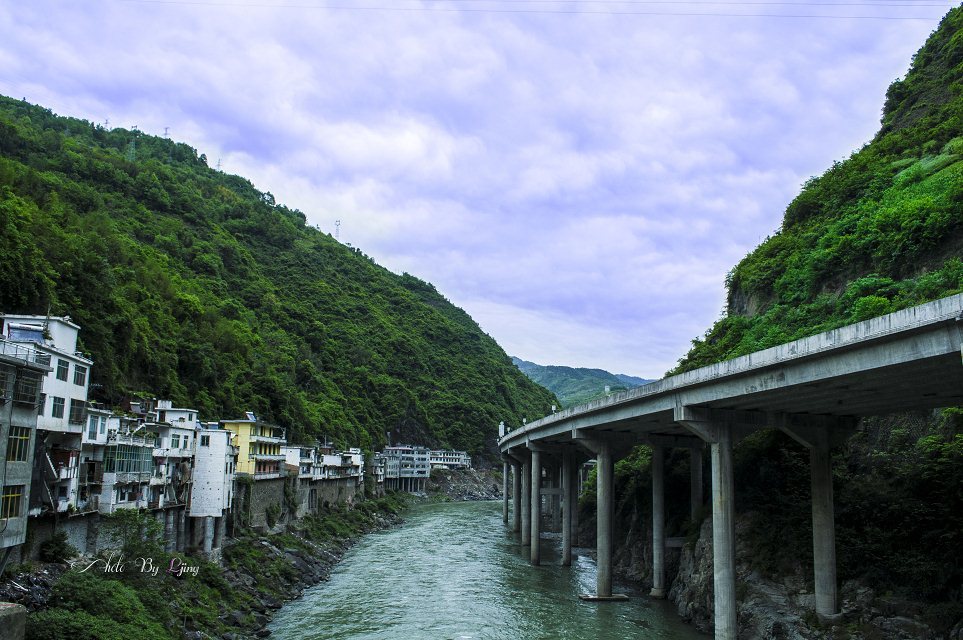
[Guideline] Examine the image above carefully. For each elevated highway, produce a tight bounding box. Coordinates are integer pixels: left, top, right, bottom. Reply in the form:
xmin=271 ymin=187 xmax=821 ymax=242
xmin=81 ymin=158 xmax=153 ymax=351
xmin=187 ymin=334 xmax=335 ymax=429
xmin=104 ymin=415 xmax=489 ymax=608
xmin=499 ymin=293 xmax=963 ymax=639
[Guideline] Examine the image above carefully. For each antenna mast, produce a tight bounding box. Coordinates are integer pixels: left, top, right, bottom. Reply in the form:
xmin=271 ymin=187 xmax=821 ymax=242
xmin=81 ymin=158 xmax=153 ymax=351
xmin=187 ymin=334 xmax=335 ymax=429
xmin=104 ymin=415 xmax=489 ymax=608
xmin=335 ymin=219 xmax=341 ymax=241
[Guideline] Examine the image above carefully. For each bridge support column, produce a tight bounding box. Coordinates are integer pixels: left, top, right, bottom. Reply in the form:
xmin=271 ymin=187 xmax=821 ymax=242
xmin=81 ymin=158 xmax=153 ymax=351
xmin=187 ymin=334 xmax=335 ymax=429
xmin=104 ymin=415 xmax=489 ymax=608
xmin=596 ymin=442 xmax=614 ymax=597
xmin=521 ymin=455 xmax=531 ymax=546
xmin=780 ymin=422 xmax=844 ymax=620
xmin=811 ymin=435 xmax=838 ymax=619
xmin=530 ymin=448 xmax=542 ymax=565
xmin=561 ymin=452 xmax=573 ymax=566
xmin=678 ymin=411 xmax=737 ymax=640
xmin=552 ymin=465 xmax=562 ymax=532
xmin=690 ymin=446 xmax=704 ymax=522
xmin=502 ymin=461 xmax=510 ymax=523
xmin=570 ymin=461 xmax=579 ymax=547
xmin=650 ymin=444 xmax=666 ymax=598
xmin=512 ymin=461 xmax=522 ymax=533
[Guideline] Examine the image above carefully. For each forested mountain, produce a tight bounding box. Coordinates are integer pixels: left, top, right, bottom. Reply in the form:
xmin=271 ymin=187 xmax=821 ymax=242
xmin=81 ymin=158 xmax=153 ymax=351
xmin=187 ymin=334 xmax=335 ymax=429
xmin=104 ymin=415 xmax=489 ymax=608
xmin=0 ymin=96 xmax=557 ymax=453
xmin=511 ymin=356 xmax=653 ymax=408
xmin=673 ymin=8 xmax=963 ymax=374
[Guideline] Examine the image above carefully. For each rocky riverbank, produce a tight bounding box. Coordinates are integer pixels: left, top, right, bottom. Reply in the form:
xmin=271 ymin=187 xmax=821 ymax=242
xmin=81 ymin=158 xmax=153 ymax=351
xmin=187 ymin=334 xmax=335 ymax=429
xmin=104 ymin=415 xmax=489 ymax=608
xmin=0 ymin=495 xmax=408 ymax=640
xmin=424 ymin=467 xmax=503 ymax=501
xmin=611 ymin=512 xmax=963 ymax=640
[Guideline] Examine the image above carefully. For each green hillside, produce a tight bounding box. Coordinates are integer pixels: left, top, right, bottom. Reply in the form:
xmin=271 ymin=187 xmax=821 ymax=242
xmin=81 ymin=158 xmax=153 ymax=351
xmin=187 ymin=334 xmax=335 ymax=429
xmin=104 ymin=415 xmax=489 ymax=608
xmin=673 ymin=7 xmax=963 ymax=374
xmin=511 ymin=357 xmax=653 ymax=408
xmin=0 ymin=96 xmax=557 ymax=453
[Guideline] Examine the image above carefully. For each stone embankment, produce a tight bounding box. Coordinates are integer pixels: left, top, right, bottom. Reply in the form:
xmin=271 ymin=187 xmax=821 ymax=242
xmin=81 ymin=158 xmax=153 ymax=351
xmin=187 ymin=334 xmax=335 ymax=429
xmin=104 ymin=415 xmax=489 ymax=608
xmin=424 ymin=467 xmax=502 ymax=501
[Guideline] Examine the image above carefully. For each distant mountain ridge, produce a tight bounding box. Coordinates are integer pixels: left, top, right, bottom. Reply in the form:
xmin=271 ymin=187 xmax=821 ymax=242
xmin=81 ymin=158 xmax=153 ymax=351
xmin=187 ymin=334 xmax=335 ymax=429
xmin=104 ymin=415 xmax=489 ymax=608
xmin=511 ymin=357 xmax=653 ymax=409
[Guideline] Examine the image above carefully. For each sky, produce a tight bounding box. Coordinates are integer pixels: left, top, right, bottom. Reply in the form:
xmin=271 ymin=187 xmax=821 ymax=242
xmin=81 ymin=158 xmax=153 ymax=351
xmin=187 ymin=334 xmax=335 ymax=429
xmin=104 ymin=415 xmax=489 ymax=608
xmin=0 ymin=0 xmax=952 ymax=378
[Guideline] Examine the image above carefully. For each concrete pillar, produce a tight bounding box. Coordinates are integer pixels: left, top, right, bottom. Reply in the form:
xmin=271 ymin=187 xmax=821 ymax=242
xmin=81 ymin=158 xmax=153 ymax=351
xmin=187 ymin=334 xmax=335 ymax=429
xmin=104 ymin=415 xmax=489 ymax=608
xmin=551 ymin=465 xmax=561 ymax=532
xmin=0 ymin=602 xmax=27 ymax=640
xmin=710 ymin=426 xmax=737 ymax=640
xmin=213 ymin=515 xmax=225 ymax=549
xmin=571 ymin=462 xmax=580 ymax=547
xmin=597 ymin=443 xmax=613 ymax=598
xmin=690 ymin=446 xmax=704 ymax=522
xmin=164 ymin=510 xmax=175 ymax=553
xmin=502 ymin=462 xmax=510 ymax=523
xmin=176 ymin=509 xmax=186 ymax=551
xmin=650 ymin=445 xmax=666 ymax=598
xmin=530 ymin=449 xmax=542 ymax=565
xmin=203 ymin=516 xmax=214 ymax=555
xmin=512 ymin=463 xmax=522 ymax=533
xmin=811 ymin=438 xmax=838 ymax=618
xmin=561 ymin=453 xmax=573 ymax=566
xmin=521 ymin=457 xmax=531 ymax=546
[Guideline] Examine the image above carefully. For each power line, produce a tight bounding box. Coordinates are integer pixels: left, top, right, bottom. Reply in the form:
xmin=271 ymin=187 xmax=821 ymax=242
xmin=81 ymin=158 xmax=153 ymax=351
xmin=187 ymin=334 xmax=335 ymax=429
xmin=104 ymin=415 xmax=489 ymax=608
xmin=116 ymin=0 xmax=948 ymax=20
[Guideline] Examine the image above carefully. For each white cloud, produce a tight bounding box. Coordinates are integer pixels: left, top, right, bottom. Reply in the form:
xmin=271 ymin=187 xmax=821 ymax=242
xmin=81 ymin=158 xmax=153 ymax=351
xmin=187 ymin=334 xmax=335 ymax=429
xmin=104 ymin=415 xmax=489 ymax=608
xmin=0 ymin=0 xmax=945 ymax=378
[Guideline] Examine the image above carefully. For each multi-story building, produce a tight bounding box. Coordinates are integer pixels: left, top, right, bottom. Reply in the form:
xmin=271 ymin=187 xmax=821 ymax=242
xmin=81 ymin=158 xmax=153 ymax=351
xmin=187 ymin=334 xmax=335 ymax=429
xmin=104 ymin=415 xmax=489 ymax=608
xmin=2 ymin=315 xmax=93 ymax=514
xmin=382 ymin=445 xmax=430 ymax=492
xmin=221 ymin=413 xmax=286 ymax=479
xmin=283 ymin=445 xmax=315 ymax=478
xmin=97 ymin=415 xmax=155 ymax=513
xmin=0 ymin=336 xmax=52 ymax=572
xmin=149 ymin=400 xmax=198 ymax=509
xmin=190 ymin=424 xmax=236 ymax=555
xmin=429 ymin=449 xmax=472 ymax=470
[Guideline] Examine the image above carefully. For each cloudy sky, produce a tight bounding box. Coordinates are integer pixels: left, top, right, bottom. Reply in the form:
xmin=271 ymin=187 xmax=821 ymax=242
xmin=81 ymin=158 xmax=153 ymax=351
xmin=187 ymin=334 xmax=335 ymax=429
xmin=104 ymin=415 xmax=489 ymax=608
xmin=0 ymin=0 xmax=952 ymax=377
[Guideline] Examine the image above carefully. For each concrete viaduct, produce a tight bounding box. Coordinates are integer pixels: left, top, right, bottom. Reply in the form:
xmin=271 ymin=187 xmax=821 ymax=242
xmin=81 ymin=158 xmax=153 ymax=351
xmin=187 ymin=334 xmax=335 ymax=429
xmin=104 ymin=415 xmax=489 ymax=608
xmin=499 ymin=293 xmax=963 ymax=640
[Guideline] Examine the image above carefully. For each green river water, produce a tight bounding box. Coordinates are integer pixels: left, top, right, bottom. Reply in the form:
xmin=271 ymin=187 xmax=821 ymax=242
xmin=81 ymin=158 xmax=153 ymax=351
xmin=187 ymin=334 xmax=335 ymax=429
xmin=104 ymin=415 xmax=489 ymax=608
xmin=269 ymin=500 xmax=706 ymax=639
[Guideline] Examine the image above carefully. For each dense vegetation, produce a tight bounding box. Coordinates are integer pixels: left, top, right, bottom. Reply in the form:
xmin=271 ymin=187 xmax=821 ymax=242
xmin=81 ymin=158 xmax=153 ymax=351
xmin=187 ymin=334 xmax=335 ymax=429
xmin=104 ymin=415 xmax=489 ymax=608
xmin=511 ymin=356 xmax=652 ymax=409
xmin=672 ymin=7 xmax=963 ymax=373
xmin=23 ymin=496 xmax=408 ymax=640
xmin=0 ymin=97 xmax=556 ymax=453
xmin=584 ymin=7 xmax=963 ymax=631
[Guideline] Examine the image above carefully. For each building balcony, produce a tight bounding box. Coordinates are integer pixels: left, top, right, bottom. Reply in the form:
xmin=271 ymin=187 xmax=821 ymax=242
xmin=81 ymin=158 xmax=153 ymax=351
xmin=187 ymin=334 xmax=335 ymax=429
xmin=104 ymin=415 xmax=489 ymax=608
xmin=250 ymin=434 xmax=285 ymax=444
xmin=253 ymin=472 xmax=282 ymax=480
xmin=251 ymin=453 xmax=285 ymax=461
xmin=107 ymin=432 xmax=154 ymax=447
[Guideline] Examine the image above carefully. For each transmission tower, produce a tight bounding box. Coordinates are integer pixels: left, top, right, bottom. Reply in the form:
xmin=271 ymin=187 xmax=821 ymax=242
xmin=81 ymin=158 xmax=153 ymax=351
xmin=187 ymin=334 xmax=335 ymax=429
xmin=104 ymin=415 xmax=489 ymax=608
xmin=335 ymin=220 xmax=341 ymax=240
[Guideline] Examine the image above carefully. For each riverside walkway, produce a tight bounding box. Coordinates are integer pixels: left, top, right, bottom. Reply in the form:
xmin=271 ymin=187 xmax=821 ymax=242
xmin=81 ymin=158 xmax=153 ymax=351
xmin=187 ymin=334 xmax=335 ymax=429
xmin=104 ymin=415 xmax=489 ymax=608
xmin=499 ymin=293 xmax=963 ymax=640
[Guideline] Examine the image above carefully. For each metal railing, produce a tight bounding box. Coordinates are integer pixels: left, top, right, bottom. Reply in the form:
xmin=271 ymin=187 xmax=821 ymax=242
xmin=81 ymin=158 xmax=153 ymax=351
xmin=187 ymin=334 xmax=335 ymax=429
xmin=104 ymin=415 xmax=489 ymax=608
xmin=0 ymin=338 xmax=50 ymax=365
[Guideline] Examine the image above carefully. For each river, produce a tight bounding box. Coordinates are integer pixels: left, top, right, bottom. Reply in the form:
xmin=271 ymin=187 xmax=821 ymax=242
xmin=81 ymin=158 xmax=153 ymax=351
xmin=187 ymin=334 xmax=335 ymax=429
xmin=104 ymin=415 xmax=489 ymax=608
xmin=269 ymin=500 xmax=705 ymax=639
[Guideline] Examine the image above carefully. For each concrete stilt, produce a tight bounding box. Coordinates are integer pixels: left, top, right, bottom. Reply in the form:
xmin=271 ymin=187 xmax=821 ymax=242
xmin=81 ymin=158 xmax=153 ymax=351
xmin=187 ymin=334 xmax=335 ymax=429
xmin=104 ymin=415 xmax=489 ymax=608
xmin=521 ymin=457 xmax=531 ymax=546
xmin=710 ymin=426 xmax=737 ymax=640
xmin=203 ymin=516 xmax=214 ymax=555
xmin=561 ymin=453 xmax=573 ymax=566
xmin=811 ymin=433 xmax=839 ymax=619
xmin=570 ymin=462 xmax=579 ymax=547
xmin=690 ymin=446 xmax=704 ymax=522
xmin=530 ymin=449 xmax=542 ymax=565
xmin=650 ymin=445 xmax=667 ymax=598
xmin=552 ymin=465 xmax=561 ymax=532
xmin=596 ymin=443 xmax=613 ymax=597
xmin=502 ymin=462 xmax=510 ymax=523
xmin=512 ymin=462 xmax=522 ymax=533
xmin=164 ymin=510 xmax=175 ymax=553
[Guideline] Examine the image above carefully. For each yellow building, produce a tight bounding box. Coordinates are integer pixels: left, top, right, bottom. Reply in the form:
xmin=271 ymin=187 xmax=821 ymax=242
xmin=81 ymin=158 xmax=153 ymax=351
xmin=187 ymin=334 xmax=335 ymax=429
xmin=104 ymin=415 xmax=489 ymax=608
xmin=220 ymin=414 xmax=286 ymax=479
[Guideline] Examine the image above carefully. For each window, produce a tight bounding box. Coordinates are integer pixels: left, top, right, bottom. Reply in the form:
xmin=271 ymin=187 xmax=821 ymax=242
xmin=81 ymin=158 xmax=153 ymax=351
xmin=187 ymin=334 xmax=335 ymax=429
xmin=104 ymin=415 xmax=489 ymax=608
xmin=170 ymin=434 xmax=180 ymax=449
xmin=69 ymin=399 xmax=85 ymax=425
xmin=182 ymin=437 xmax=189 ymax=449
xmin=73 ymin=365 xmax=87 ymax=387
xmin=200 ymin=435 xmax=210 ymax=447
xmin=88 ymin=415 xmax=99 ymax=440
xmin=37 ymin=393 xmax=46 ymax=416
xmin=0 ymin=485 xmax=24 ymax=519
xmin=99 ymin=417 xmax=106 ymax=434
xmin=51 ymin=397 xmax=65 ymax=419
xmin=13 ymin=372 xmax=41 ymax=405
xmin=56 ymin=359 xmax=69 ymax=381
xmin=7 ymin=426 xmax=30 ymax=462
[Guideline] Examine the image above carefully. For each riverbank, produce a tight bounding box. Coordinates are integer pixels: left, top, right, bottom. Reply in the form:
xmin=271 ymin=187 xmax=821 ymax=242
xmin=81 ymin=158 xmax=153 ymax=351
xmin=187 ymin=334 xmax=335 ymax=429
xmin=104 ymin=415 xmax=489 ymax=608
xmin=1 ymin=494 xmax=408 ymax=640
xmin=424 ymin=466 xmax=503 ymax=501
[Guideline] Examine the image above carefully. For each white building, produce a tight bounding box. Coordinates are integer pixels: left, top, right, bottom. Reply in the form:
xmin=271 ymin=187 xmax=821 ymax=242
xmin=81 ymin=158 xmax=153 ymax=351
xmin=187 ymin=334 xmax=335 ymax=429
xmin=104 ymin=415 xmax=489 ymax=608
xmin=190 ymin=425 xmax=236 ymax=518
xmin=2 ymin=315 xmax=93 ymax=514
xmin=382 ymin=445 xmax=430 ymax=492
xmin=0 ymin=336 xmax=51 ymax=572
xmin=429 ymin=449 xmax=472 ymax=470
